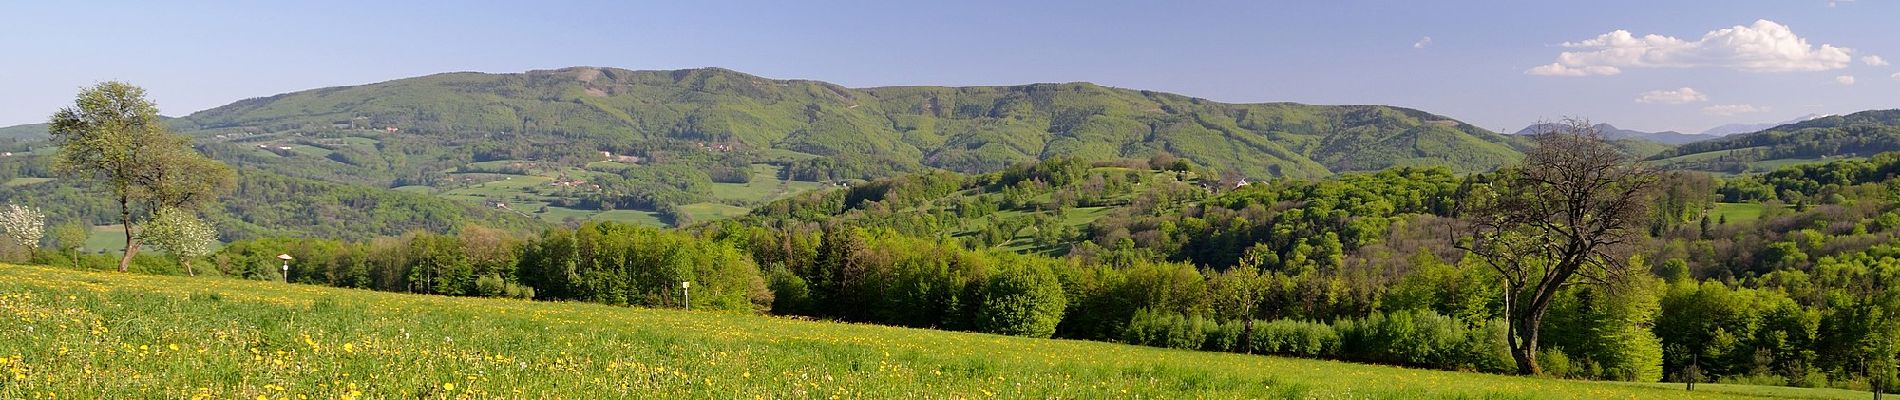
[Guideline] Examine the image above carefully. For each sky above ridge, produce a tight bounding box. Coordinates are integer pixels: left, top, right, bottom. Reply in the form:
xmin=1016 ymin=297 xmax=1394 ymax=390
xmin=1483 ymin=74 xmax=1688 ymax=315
xmin=1 ymin=0 xmax=1894 ymax=134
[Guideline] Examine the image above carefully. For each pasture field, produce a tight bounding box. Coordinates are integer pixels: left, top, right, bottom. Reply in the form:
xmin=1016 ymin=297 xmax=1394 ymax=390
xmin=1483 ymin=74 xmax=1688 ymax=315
xmin=1711 ymin=202 xmax=1769 ymax=223
xmin=0 ymin=265 xmax=1871 ymax=399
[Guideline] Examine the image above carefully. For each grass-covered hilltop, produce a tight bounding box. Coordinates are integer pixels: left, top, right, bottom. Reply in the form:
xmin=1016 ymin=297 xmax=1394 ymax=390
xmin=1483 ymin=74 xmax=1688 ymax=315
xmin=3 ymin=71 xmax=1900 ymax=399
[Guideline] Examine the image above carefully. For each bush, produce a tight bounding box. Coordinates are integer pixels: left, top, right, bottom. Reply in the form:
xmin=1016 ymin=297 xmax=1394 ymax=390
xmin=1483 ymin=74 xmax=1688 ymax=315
xmin=1539 ymin=348 xmax=1574 ymax=379
xmin=765 ymin=264 xmax=811 ymax=315
xmin=975 ymin=260 xmax=1068 ymax=338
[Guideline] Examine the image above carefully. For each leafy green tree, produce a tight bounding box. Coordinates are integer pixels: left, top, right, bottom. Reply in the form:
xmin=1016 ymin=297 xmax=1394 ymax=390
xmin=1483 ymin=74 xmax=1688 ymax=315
xmin=48 ymin=82 xmax=232 ymax=271
xmin=977 ymin=259 xmax=1068 ymax=338
xmin=140 ymin=208 xmax=218 ymax=276
xmin=52 ymin=221 xmax=89 ymax=266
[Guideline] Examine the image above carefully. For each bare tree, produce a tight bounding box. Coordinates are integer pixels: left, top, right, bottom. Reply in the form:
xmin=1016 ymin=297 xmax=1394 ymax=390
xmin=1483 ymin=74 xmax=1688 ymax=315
xmin=1457 ymin=119 xmax=1659 ymax=375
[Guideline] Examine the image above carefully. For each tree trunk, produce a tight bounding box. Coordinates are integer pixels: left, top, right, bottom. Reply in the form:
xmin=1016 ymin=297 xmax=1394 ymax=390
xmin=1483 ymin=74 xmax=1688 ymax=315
xmin=1511 ymin=313 xmax=1543 ymax=375
xmin=1240 ymin=318 xmax=1255 ymax=354
xmin=182 ymin=258 xmax=194 ymax=277
xmin=117 ymin=194 xmax=136 ymax=272
xmin=1510 ymin=275 xmax=1567 ymax=376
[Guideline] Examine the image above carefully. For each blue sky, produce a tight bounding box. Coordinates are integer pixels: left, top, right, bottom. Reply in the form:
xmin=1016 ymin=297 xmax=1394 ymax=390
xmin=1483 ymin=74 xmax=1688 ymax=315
xmin=2 ymin=1 xmax=1894 ymax=133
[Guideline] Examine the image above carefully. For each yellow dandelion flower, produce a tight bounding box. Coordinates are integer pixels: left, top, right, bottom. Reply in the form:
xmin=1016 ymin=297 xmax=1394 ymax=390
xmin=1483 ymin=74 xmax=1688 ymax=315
xmin=443 ymin=382 xmax=455 ymax=391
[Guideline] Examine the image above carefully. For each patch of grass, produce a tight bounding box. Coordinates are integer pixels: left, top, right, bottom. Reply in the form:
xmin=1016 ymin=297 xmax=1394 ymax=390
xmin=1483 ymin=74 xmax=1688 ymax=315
xmin=2 ymin=177 xmax=54 ymax=187
xmin=677 ymin=202 xmax=750 ymax=223
xmin=0 ymin=265 xmax=1872 ymax=399
xmin=83 ymin=225 xmax=129 ymax=254
xmin=704 ymin=164 xmax=823 ymax=204
xmin=590 ymin=210 xmax=666 ymax=227
xmin=1710 ymin=203 xmax=1768 ymax=223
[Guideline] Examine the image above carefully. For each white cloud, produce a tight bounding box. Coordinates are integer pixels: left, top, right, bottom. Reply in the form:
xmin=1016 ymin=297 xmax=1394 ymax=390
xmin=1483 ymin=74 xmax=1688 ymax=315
xmin=1837 ymin=75 xmax=1856 ymax=85
xmin=1527 ymin=20 xmax=1854 ymax=76
xmin=1892 ymin=72 xmax=1900 ymax=80
xmin=1703 ymin=104 xmax=1771 ymax=116
xmin=1865 ymin=55 xmax=1890 ymax=66
xmin=1413 ymin=36 xmax=1433 ymax=49
xmin=1635 ymin=87 xmax=1709 ymax=104
xmin=1526 ymin=63 xmax=1622 ymax=76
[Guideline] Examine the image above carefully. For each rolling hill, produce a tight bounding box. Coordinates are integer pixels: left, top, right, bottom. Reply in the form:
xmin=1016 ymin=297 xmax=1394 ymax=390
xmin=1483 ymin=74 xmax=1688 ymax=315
xmin=0 ymin=66 xmax=1530 ymax=230
xmin=1650 ymin=109 xmax=1900 ymax=173
xmin=173 ymin=66 xmax=1523 ymax=181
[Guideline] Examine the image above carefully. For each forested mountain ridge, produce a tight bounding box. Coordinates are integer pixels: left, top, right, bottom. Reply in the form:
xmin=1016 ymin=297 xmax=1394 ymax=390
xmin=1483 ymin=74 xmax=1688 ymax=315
xmin=171 ymin=66 xmax=1524 ymax=181
xmin=1651 ymin=109 xmax=1900 ymax=173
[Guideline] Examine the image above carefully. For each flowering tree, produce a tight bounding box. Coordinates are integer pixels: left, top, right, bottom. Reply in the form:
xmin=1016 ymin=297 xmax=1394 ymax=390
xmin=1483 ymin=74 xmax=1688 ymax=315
xmin=0 ymin=204 xmax=45 ymax=251
xmin=141 ymin=208 xmax=218 ymax=276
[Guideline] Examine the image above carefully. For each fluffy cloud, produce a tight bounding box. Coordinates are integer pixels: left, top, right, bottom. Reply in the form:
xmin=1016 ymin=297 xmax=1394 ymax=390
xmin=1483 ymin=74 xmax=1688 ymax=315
xmin=1525 ymin=63 xmax=1622 ymax=76
xmin=1865 ymin=55 xmax=1890 ymax=66
xmin=1635 ymin=87 xmax=1708 ymax=104
xmin=1836 ymin=75 xmax=1856 ymax=85
xmin=1527 ymin=20 xmax=1853 ymax=76
xmin=1893 ymin=72 xmax=1900 ymax=80
xmin=1413 ymin=36 xmax=1433 ymax=49
xmin=1702 ymin=104 xmax=1770 ymax=116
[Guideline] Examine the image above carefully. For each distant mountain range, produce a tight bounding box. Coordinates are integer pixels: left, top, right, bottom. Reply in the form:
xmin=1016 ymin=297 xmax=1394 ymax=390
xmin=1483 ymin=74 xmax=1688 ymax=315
xmin=1512 ymin=123 xmax=1710 ymax=145
xmin=1697 ymin=114 xmax=1830 ymax=136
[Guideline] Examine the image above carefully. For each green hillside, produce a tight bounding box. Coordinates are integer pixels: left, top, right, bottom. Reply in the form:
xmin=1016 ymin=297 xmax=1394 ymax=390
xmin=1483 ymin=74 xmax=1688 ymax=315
xmin=1649 ymin=109 xmax=1900 ymax=173
xmin=0 ymin=264 xmax=1868 ymax=399
xmin=0 ymin=67 xmax=1529 ymax=229
xmin=177 ymin=67 xmax=1523 ymax=181
xmin=0 ymin=123 xmax=48 ymax=140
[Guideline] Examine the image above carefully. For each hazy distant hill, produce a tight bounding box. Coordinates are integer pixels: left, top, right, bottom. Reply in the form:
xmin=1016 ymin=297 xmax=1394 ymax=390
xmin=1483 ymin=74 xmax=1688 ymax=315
xmin=1513 ymin=122 xmax=1710 ymax=145
xmin=1697 ymin=114 xmax=1829 ymax=137
xmin=0 ymin=117 xmax=194 ymax=140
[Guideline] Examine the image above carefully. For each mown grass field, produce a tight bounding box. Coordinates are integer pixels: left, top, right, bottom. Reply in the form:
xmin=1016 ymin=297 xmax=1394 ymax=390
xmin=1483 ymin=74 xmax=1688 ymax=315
xmin=428 ymin=162 xmax=817 ymax=227
xmin=0 ymin=265 xmax=1873 ymax=399
xmin=1711 ymin=202 xmax=1769 ymax=223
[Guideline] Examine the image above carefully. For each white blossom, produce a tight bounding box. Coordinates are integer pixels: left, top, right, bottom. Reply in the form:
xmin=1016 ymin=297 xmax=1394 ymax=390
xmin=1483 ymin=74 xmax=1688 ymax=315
xmin=0 ymin=204 xmax=45 ymax=249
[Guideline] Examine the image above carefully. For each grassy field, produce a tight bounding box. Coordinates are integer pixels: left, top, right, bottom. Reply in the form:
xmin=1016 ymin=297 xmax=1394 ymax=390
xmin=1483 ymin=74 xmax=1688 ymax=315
xmin=677 ymin=202 xmax=751 ymax=222
xmin=427 ymin=162 xmax=820 ymax=227
xmin=0 ymin=265 xmax=1871 ymax=399
xmin=82 ymin=225 xmax=129 ymax=254
xmin=2 ymin=177 xmax=54 ymax=188
xmin=1711 ymin=202 xmax=1769 ymax=223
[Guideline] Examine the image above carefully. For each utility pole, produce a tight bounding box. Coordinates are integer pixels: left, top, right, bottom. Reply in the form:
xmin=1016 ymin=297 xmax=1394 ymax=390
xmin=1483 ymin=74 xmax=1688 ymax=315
xmin=680 ymin=281 xmax=691 ymax=311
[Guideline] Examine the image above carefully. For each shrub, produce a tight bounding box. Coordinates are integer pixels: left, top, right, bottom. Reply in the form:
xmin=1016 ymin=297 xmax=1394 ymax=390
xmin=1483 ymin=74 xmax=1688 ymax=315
xmin=976 ymin=260 xmax=1068 ymax=338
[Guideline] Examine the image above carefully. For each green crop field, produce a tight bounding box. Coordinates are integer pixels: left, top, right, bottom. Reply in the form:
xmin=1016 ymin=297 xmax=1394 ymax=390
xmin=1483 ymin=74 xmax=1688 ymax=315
xmin=0 ymin=265 xmax=1872 ymax=399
